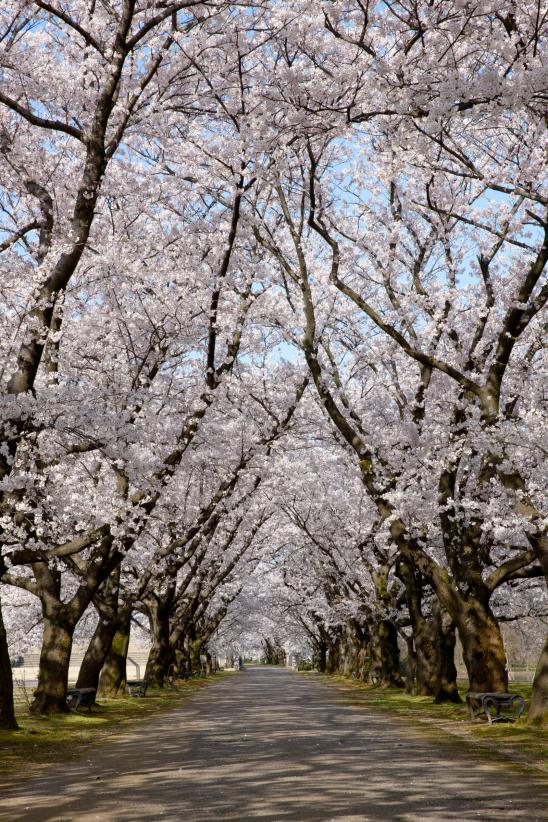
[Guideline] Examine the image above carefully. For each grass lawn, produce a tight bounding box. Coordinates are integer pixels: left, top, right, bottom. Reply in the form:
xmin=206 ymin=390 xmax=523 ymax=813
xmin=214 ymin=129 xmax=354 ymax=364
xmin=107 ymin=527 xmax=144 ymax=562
xmin=311 ymin=675 xmax=547 ymax=773
xmin=0 ymin=673 xmax=233 ymax=781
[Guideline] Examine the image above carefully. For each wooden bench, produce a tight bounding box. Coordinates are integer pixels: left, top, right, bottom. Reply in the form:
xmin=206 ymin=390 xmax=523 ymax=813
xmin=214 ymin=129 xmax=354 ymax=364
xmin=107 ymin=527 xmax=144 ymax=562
xmin=127 ymin=679 xmax=148 ymax=697
xmin=466 ymin=691 xmax=525 ymax=724
xmin=66 ymin=687 xmax=96 ymax=711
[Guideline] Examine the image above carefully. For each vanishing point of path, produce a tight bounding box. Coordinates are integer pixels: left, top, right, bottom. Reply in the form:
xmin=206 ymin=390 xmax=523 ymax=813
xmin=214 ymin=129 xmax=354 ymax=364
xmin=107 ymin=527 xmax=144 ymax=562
xmin=2 ymin=668 xmax=547 ymax=822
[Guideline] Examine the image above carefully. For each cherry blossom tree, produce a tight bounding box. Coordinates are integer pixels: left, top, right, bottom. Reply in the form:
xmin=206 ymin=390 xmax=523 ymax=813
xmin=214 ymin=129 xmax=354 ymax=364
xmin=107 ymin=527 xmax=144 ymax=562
xmin=250 ymin=116 xmax=545 ymax=698
xmin=0 ymin=0 xmax=545 ymax=728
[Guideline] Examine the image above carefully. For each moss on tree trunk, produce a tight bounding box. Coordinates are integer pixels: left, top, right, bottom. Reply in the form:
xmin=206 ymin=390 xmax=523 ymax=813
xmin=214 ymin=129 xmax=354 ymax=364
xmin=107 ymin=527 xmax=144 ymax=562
xmin=98 ymin=615 xmax=130 ymax=697
xmin=145 ymin=640 xmax=173 ymax=687
xmin=369 ymin=618 xmax=404 ymax=688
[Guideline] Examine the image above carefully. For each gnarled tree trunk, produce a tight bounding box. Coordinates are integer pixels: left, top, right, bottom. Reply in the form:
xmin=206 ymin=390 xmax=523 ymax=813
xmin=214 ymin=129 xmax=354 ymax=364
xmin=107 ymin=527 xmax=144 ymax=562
xmin=456 ymin=599 xmax=508 ymax=692
xmin=339 ymin=621 xmax=367 ymax=678
xmin=410 ymin=549 xmax=508 ymax=693
xmin=145 ymin=629 xmax=173 ymax=687
xmin=414 ymin=608 xmax=460 ymax=702
xmin=31 ymin=610 xmax=73 ymax=714
xmin=369 ymin=618 xmax=403 ymax=688
xmin=28 ymin=550 xmax=120 ymax=713
xmin=396 ymin=556 xmax=460 ymax=701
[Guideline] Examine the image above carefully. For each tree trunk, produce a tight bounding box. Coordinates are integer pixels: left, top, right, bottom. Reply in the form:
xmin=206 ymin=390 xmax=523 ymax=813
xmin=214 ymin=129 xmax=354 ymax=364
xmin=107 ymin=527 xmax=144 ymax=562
xmin=411 ymin=551 xmax=508 ymax=693
xmin=98 ymin=614 xmax=130 ymax=697
xmin=77 ymin=568 xmax=122 ymax=690
xmin=396 ymin=556 xmax=459 ymax=701
xmin=145 ymin=602 xmax=173 ymax=688
xmin=369 ymin=618 xmax=404 ymax=688
xmin=262 ymin=636 xmax=286 ymax=665
xmin=325 ymin=636 xmax=341 ymax=674
xmin=27 ymin=558 xmax=115 ymax=714
xmin=456 ymin=599 xmax=508 ymax=692
xmin=173 ymin=642 xmax=192 ymax=678
xmin=186 ymin=625 xmax=201 ymax=673
xmin=414 ymin=607 xmax=460 ymax=702
xmin=340 ymin=627 xmax=353 ymax=677
xmin=433 ymin=606 xmax=461 ymax=703
xmin=356 ymin=644 xmax=369 ymax=681
xmin=145 ymin=632 xmax=173 ymax=687
xmin=397 ymin=558 xmax=438 ymax=696
xmin=188 ymin=634 xmax=206 ymax=675
xmin=412 ymin=620 xmax=437 ymax=695
xmin=402 ymin=633 xmax=418 ymax=694
xmin=314 ymin=641 xmax=327 ymax=673
xmin=0 ymin=592 xmax=18 ymax=729
xmin=30 ymin=611 xmax=73 ymax=714
xmin=339 ymin=622 xmax=360 ymax=677
xmin=75 ymin=616 xmax=117 ymax=690
xmin=527 ymin=635 xmax=548 ymax=726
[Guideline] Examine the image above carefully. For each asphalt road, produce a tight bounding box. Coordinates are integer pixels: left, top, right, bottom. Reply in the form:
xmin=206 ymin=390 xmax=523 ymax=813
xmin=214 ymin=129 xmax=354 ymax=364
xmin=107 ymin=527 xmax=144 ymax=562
xmin=2 ymin=667 xmax=547 ymax=822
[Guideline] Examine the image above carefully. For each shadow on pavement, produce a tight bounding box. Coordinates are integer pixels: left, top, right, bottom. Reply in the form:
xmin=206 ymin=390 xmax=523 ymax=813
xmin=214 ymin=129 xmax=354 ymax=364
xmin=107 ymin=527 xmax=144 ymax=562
xmin=2 ymin=667 xmax=547 ymax=822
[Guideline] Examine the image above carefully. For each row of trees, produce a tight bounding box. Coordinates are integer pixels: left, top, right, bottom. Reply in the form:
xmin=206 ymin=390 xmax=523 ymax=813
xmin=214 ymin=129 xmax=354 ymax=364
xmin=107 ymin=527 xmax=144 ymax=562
xmin=0 ymin=0 xmax=546 ymax=728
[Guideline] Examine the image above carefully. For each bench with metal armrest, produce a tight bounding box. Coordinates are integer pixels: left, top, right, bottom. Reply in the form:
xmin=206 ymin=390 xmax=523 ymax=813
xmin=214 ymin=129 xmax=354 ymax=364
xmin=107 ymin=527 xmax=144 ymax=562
xmin=466 ymin=691 xmax=525 ymax=724
xmin=127 ymin=679 xmax=148 ymax=697
xmin=66 ymin=687 xmax=96 ymax=711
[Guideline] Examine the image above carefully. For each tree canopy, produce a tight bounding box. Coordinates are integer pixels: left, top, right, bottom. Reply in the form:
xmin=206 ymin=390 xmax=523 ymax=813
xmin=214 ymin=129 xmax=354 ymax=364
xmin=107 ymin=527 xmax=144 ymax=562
xmin=0 ymin=0 xmax=546 ymax=728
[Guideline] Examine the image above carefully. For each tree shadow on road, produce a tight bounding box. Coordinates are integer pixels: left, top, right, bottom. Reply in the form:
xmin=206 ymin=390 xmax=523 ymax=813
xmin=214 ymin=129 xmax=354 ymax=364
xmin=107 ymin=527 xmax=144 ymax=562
xmin=3 ymin=668 xmax=547 ymax=822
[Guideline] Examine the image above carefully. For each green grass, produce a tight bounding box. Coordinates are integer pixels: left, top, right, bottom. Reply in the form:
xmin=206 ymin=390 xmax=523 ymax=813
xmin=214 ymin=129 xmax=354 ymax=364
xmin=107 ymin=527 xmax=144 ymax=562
xmin=313 ymin=675 xmax=547 ymax=772
xmin=0 ymin=673 xmax=233 ymax=781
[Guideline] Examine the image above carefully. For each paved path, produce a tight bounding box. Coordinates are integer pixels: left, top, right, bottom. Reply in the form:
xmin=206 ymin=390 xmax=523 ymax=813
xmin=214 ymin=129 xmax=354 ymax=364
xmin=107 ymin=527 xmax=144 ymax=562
xmin=2 ymin=667 xmax=547 ymax=822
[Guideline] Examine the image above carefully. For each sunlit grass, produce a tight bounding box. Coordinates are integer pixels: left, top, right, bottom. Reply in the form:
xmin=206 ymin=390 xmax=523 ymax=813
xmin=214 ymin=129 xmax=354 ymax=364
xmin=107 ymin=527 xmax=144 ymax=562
xmin=312 ymin=675 xmax=546 ymax=771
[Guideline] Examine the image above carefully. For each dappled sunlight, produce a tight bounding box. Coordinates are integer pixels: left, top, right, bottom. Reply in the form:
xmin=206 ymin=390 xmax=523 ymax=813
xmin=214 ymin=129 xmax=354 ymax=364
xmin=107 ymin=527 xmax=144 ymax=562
xmin=2 ymin=668 xmax=546 ymax=821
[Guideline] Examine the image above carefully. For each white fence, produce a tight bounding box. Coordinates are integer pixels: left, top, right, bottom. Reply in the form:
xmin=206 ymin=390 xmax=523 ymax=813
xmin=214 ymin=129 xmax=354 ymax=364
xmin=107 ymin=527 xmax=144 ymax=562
xmin=11 ymin=646 xmax=151 ymax=689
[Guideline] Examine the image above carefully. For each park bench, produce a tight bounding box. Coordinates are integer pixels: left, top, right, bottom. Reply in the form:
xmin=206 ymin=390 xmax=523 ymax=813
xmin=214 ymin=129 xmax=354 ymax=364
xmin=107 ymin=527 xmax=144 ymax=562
xmin=178 ymin=670 xmax=198 ymax=679
xmin=166 ymin=666 xmax=191 ymax=684
xmin=466 ymin=691 xmax=525 ymax=724
xmin=127 ymin=679 xmax=148 ymax=697
xmin=66 ymin=687 xmax=96 ymax=711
